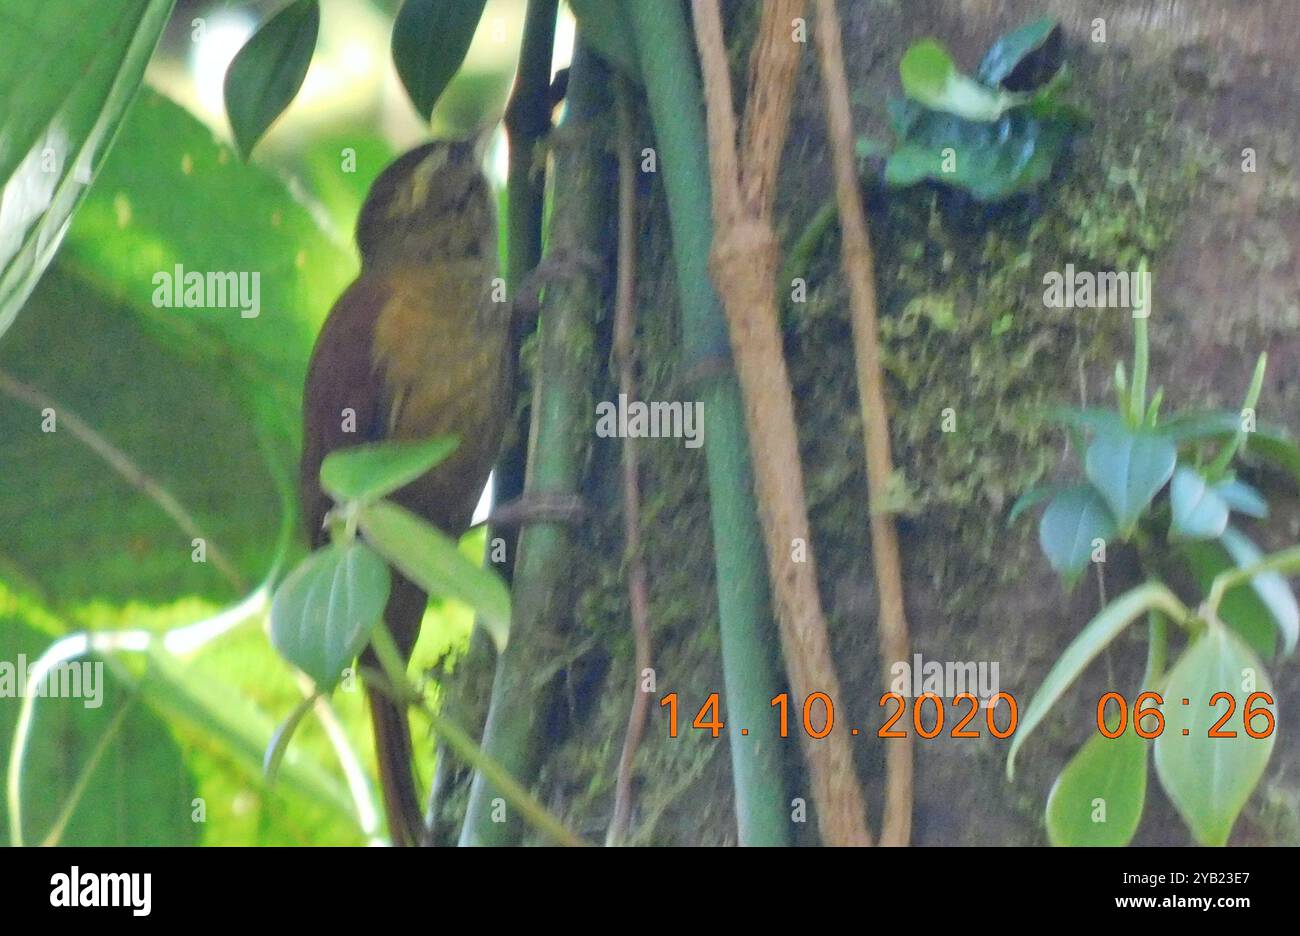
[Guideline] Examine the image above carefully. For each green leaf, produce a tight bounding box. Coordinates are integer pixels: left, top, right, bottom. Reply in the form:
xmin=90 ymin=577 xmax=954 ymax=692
xmin=1007 ymin=483 xmax=1060 ymax=525
xmin=976 ymin=17 xmax=1062 ymax=90
xmin=1213 ymin=478 xmax=1269 ymax=519
xmin=1008 ymin=582 xmax=1186 ymax=778
xmin=900 ymin=39 xmax=1024 ymax=121
xmin=1169 ymin=465 xmax=1229 ymax=540
xmin=1154 ymin=626 xmax=1275 ymax=846
xmin=1182 ymin=540 xmax=1278 ymax=660
xmin=222 ymin=0 xmax=320 ymax=160
xmin=1046 ymin=726 xmax=1147 ymax=847
xmin=1084 ymin=428 xmax=1177 ymax=533
xmin=391 ymin=0 xmax=488 ymax=121
xmin=0 ymin=0 xmax=173 ymax=339
xmin=885 ymin=108 xmax=1075 ymax=202
xmin=320 ymin=437 xmax=459 ymax=504
xmin=1243 ymin=430 xmax=1300 ymax=490
xmin=270 ymin=542 xmax=391 ymax=691
xmin=1155 ymin=409 xmax=1241 ymax=441
xmin=1038 ymin=485 xmax=1117 ymax=586
xmin=1219 ymin=527 xmax=1298 ymax=657
xmin=357 ymin=500 xmax=510 ymax=651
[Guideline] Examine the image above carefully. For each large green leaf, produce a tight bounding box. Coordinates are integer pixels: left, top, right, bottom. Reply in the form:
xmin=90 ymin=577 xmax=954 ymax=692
xmin=391 ymin=0 xmax=488 ymax=121
xmin=1084 ymin=427 xmax=1177 ymax=533
xmin=1169 ymin=465 xmax=1229 ymax=540
xmin=885 ymin=108 xmax=1073 ymax=202
xmin=7 ymin=647 xmax=199 ymax=846
xmin=223 ymin=0 xmax=321 ymax=159
xmin=357 ymin=500 xmax=510 ymax=650
xmin=1008 ymin=581 xmax=1186 ymax=777
xmin=270 ymin=542 xmax=391 ymax=691
xmin=320 ymin=437 xmax=459 ymax=504
xmin=1046 ymin=726 xmax=1147 ymax=847
xmin=1154 ymin=626 xmax=1275 ymax=846
xmin=1038 ymin=484 xmax=1116 ymax=587
xmin=0 ymin=0 xmax=173 ymax=338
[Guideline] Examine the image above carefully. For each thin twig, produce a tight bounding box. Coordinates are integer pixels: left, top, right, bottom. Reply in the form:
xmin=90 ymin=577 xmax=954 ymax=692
xmin=692 ymin=0 xmax=872 ymax=846
xmin=811 ymin=0 xmax=913 ymax=846
xmin=607 ymin=80 xmax=653 ymax=847
xmin=0 ymin=368 xmax=247 ymax=593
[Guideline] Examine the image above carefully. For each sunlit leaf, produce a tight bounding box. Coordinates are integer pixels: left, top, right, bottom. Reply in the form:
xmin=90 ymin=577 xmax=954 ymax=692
xmin=1213 ymin=478 xmax=1269 ymax=519
xmin=357 ymin=500 xmax=509 ymax=651
xmin=1046 ymin=725 xmax=1147 ymax=847
xmin=320 ymin=437 xmax=459 ymax=504
xmin=0 ymin=0 xmax=173 ymax=338
xmin=900 ymin=39 xmax=1024 ymax=121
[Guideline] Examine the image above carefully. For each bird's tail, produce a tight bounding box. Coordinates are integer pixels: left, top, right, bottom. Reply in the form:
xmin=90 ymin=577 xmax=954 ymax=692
xmin=365 ymin=574 xmax=428 ymax=847
xmin=367 ymin=685 xmax=425 ymax=846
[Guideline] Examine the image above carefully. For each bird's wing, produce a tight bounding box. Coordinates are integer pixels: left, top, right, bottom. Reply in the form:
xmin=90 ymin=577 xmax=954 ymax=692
xmin=299 ymin=274 xmax=393 ymax=547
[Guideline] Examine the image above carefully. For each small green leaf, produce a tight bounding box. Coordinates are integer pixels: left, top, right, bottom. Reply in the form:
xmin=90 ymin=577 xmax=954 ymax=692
xmin=357 ymin=500 xmax=510 ymax=650
xmin=1007 ymin=483 xmax=1059 ymax=526
xmin=1085 ymin=428 xmax=1177 ymax=533
xmin=1169 ymin=465 xmax=1229 ymax=540
xmin=1155 ymin=409 xmax=1241 ymax=442
xmin=319 ymin=437 xmax=459 ymax=504
xmin=1243 ymin=430 xmax=1300 ymax=490
xmin=1046 ymin=726 xmax=1147 ymax=847
xmin=1008 ymin=582 xmax=1187 ymax=778
xmin=270 ymin=541 xmax=391 ymax=691
xmin=1154 ymin=626 xmax=1275 ymax=846
xmin=900 ymin=40 xmax=1024 ymax=121
xmin=1219 ymin=527 xmax=1298 ymax=657
xmin=391 ymin=0 xmax=488 ymax=121
xmin=1038 ymin=485 xmax=1117 ymax=586
xmin=1213 ymin=478 xmax=1269 ymax=519
xmin=976 ymin=17 xmax=1062 ymax=90
xmin=223 ymin=0 xmax=320 ymax=159
xmin=1043 ymin=407 xmax=1127 ymax=437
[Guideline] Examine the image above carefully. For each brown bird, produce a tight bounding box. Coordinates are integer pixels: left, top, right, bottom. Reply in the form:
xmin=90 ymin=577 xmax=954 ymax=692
xmin=300 ymin=140 xmax=508 ymax=846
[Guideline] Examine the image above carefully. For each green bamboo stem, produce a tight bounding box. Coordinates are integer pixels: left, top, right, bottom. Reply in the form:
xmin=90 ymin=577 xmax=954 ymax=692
xmin=458 ymin=42 xmax=608 ymax=846
xmin=622 ymin=0 xmax=790 ymax=846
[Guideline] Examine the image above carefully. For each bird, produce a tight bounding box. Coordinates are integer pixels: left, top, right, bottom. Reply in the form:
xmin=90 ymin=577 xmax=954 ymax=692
xmin=299 ymin=139 xmax=508 ymax=846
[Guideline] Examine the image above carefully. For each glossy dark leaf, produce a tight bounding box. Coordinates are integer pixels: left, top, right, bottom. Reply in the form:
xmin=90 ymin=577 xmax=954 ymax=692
xmin=223 ymin=0 xmax=320 ymax=159
xmin=977 ymin=17 xmax=1063 ymax=90
xmin=391 ymin=0 xmax=488 ymax=121
xmin=885 ymin=107 xmax=1073 ymax=201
